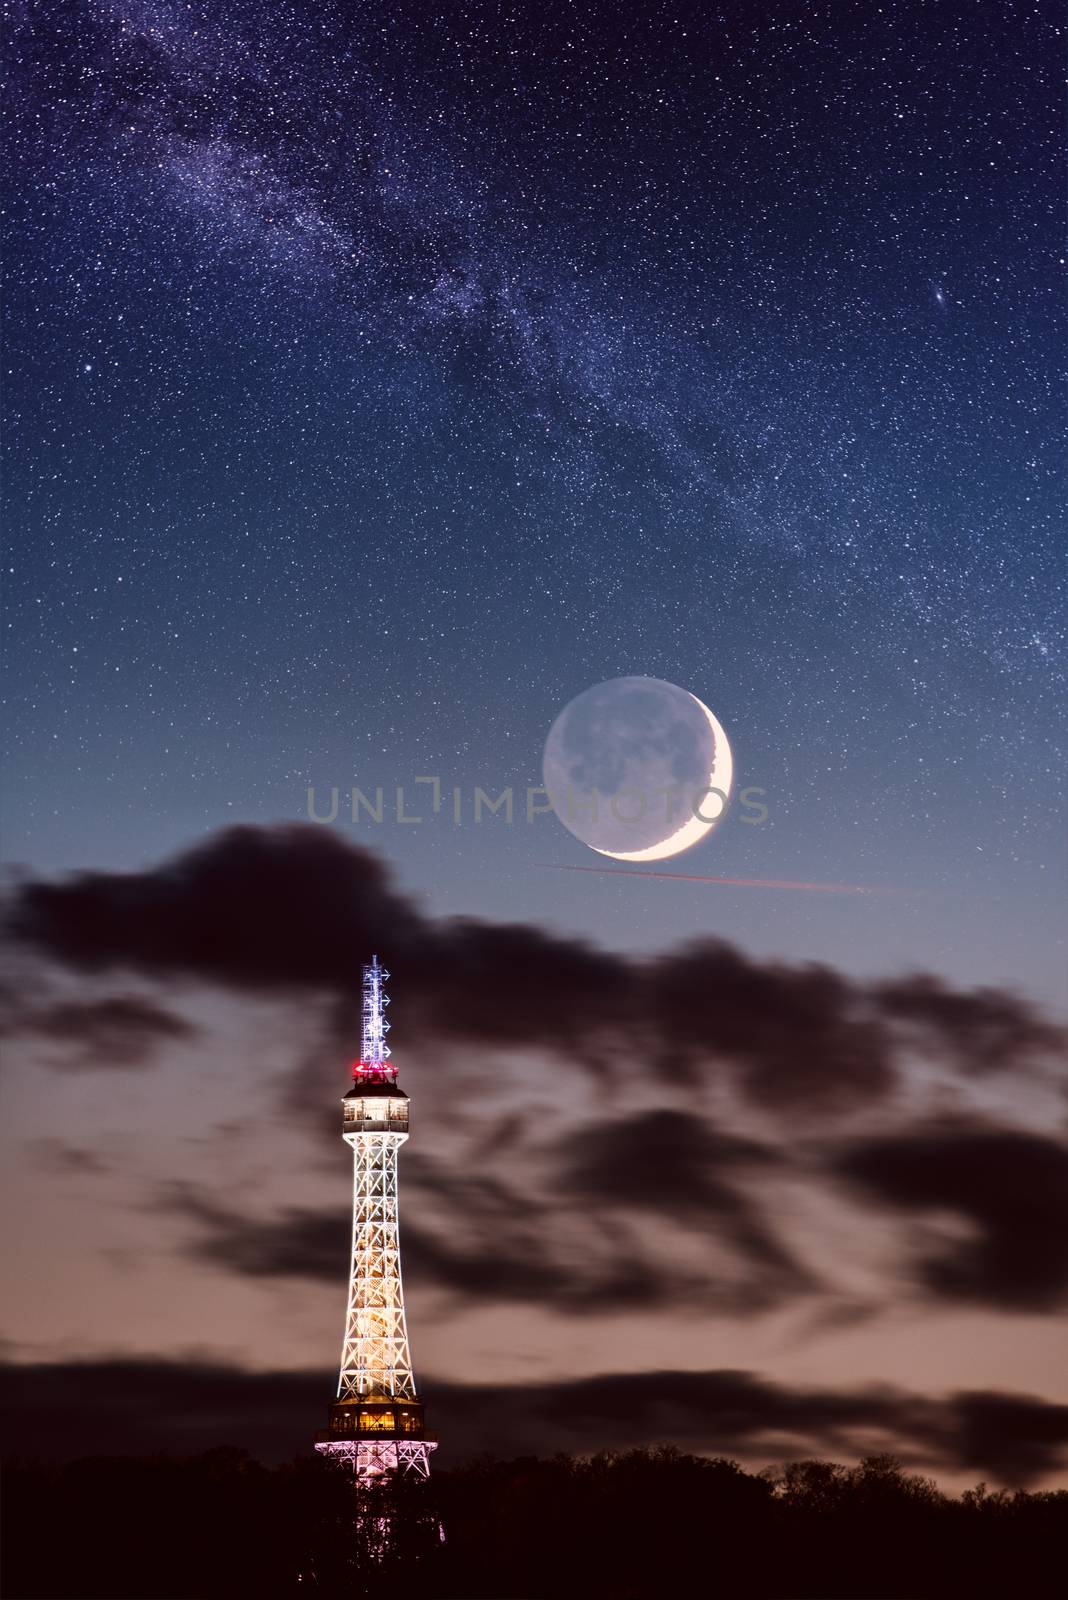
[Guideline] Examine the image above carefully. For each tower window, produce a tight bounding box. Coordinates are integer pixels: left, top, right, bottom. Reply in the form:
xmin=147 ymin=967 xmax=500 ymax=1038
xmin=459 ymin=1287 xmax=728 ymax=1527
xmin=359 ymin=1411 xmax=395 ymax=1433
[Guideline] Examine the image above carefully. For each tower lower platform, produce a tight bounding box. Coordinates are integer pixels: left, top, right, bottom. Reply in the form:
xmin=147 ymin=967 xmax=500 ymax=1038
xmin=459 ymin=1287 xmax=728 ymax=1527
xmin=315 ymin=1437 xmax=437 ymax=1479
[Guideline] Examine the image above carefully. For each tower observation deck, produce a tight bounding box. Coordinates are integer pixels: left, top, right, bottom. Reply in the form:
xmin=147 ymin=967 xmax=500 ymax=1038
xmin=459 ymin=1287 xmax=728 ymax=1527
xmin=315 ymin=957 xmax=436 ymax=1480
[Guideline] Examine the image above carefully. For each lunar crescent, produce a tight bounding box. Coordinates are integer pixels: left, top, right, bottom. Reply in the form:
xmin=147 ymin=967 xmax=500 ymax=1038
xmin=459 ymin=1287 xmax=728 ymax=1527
xmin=592 ymin=693 xmax=733 ymax=862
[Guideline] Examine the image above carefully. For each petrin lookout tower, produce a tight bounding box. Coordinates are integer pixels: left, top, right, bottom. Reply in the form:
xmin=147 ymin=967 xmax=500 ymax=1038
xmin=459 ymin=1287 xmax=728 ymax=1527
xmin=315 ymin=957 xmax=436 ymax=1480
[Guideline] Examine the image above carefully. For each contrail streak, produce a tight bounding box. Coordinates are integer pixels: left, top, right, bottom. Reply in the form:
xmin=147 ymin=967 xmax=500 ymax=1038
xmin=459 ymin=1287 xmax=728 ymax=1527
xmin=539 ymin=863 xmax=884 ymax=894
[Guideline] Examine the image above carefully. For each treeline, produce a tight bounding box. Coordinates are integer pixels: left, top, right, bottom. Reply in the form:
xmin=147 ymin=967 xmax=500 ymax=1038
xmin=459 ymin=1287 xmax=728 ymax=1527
xmin=3 ymin=1446 xmax=1065 ymax=1597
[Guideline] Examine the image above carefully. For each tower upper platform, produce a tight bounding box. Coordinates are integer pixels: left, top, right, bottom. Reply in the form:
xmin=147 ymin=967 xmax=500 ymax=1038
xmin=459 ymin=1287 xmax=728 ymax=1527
xmin=342 ymin=1077 xmax=409 ymax=1134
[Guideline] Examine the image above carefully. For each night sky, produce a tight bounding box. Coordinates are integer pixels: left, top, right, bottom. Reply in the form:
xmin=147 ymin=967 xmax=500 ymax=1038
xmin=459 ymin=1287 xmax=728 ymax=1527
xmin=3 ymin=1 xmax=1066 ymax=1488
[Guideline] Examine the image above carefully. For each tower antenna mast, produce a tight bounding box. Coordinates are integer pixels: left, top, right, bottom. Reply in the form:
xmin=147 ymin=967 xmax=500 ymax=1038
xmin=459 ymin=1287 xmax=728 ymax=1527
xmin=361 ymin=953 xmax=391 ymax=1067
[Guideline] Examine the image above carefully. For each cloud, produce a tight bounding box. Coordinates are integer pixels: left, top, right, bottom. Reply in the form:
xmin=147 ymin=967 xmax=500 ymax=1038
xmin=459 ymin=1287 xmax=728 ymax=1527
xmin=159 ymin=1101 xmax=1068 ymax=1321
xmin=159 ymin=1107 xmax=812 ymax=1318
xmin=160 ymin=1185 xmax=347 ymax=1283
xmin=933 ymin=1392 xmax=1068 ymax=1485
xmin=8 ymin=828 xmax=1064 ymax=1332
xmin=0 ymin=1356 xmax=318 ymax=1465
xmin=160 ymin=1137 xmax=798 ymax=1317
xmin=402 ymin=1211 xmax=703 ymax=1315
xmin=5 ymin=825 xmax=419 ymax=993
xmin=553 ymin=1108 xmax=813 ymax=1300
xmin=428 ymin=1369 xmax=1068 ymax=1488
xmin=831 ymin=1121 xmax=1068 ymax=1312
xmin=7 ymin=824 xmax=1061 ymax=1109
xmin=5 ymin=994 xmax=196 ymax=1070
xmin=21 ymin=1138 xmax=113 ymax=1176
xmin=3 ymin=1358 xmax=1065 ymax=1486
xmin=874 ymin=974 xmax=1065 ymax=1076
xmin=642 ymin=943 xmax=895 ymax=1109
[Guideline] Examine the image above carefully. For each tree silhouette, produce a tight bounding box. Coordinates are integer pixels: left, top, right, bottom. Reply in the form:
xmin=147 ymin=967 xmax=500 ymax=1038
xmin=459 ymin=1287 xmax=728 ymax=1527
xmin=3 ymin=1447 xmax=1065 ymax=1598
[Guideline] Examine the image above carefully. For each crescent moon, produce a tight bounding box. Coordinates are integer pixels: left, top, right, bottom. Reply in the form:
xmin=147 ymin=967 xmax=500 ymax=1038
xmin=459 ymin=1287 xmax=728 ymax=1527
xmin=593 ymin=694 xmax=733 ymax=862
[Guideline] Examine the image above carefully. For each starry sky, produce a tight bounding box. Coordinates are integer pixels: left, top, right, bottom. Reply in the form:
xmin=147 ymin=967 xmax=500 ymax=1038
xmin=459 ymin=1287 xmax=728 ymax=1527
xmin=3 ymin=0 xmax=1066 ymax=1487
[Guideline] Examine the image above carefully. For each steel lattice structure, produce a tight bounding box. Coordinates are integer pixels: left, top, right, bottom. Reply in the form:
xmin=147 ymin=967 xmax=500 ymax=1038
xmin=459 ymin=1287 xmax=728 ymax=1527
xmin=315 ymin=1440 xmax=435 ymax=1478
xmin=315 ymin=957 xmax=436 ymax=1482
xmin=337 ymin=1130 xmax=414 ymax=1404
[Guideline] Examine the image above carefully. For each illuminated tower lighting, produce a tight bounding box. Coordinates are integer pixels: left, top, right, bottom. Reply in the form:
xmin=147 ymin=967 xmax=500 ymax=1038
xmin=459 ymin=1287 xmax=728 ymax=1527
xmin=315 ymin=956 xmax=436 ymax=1481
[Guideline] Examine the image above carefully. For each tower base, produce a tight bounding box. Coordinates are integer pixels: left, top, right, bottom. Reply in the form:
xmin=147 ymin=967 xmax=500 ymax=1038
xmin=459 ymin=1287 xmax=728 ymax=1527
xmin=315 ymin=1438 xmax=437 ymax=1480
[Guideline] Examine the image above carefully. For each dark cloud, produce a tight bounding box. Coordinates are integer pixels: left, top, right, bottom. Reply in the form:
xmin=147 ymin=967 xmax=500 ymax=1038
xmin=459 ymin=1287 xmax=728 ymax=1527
xmin=162 ymin=1183 xmax=764 ymax=1317
xmin=6 ymin=824 xmax=1062 ymax=1107
xmin=436 ymin=1370 xmax=1068 ymax=1488
xmin=161 ymin=1101 xmax=1068 ymax=1324
xmin=400 ymin=1141 xmax=784 ymax=1313
xmin=875 ymin=974 xmax=1065 ymax=1076
xmin=832 ymin=1122 xmax=1068 ymax=1312
xmin=22 ymin=1138 xmax=112 ymax=1176
xmin=554 ymin=1108 xmax=813 ymax=1298
xmin=161 ymin=1185 xmax=347 ymax=1282
xmin=402 ymin=1212 xmax=703 ymax=1315
xmin=7 ymin=994 xmax=196 ymax=1070
xmin=936 ymin=1392 xmax=1068 ymax=1486
xmin=3 ymin=1357 xmax=1065 ymax=1486
xmin=0 ymin=1357 xmax=318 ymax=1465
xmin=643 ymin=943 xmax=894 ymax=1108
xmin=160 ymin=1120 xmax=809 ymax=1316
xmin=5 ymin=825 xmax=420 ymax=992
xmin=555 ymin=1107 xmax=780 ymax=1213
